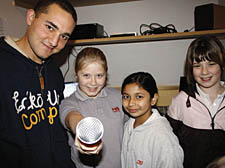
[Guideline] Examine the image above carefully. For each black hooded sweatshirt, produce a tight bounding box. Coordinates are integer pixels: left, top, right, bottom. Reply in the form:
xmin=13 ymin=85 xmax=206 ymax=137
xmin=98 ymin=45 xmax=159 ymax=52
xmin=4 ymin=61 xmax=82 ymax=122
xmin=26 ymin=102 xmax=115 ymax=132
xmin=0 ymin=37 xmax=75 ymax=168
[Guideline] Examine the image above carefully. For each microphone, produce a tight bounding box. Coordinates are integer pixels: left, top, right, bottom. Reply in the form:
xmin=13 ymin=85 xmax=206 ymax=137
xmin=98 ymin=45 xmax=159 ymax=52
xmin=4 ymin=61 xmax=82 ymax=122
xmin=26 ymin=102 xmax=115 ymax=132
xmin=76 ymin=117 xmax=104 ymax=145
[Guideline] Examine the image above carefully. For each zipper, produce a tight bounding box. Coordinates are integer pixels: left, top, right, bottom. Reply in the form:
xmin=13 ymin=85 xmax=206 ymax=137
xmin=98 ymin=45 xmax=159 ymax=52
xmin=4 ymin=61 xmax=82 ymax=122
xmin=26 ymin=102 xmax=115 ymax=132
xmin=195 ymin=95 xmax=225 ymax=130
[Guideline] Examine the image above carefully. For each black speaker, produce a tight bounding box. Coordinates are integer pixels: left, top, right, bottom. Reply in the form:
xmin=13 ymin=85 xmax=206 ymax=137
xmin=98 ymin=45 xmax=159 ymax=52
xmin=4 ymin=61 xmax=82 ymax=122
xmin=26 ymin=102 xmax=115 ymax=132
xmin=194 ymin=3 xmax=225 ymax=31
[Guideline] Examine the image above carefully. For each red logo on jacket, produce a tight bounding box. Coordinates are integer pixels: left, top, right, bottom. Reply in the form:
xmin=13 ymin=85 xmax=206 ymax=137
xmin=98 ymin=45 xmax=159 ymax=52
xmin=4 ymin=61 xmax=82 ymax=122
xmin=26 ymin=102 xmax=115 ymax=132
xmin=112 ymin=107 xmax=120 ymax=112
xmin=137 ymin=160 xmax=143 ymax=165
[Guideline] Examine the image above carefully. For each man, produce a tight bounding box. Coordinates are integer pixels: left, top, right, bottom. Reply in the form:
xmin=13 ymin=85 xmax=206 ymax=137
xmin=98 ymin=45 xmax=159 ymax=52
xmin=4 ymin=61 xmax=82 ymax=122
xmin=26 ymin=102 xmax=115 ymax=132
xmin=0 ymin=0 xmax=77 ymax=167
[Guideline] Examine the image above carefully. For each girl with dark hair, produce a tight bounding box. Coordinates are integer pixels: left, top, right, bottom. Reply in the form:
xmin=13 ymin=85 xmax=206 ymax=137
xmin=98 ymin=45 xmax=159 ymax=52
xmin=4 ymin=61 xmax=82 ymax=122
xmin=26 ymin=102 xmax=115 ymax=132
xmin=167 ymin=36 xmax=225 ymax=168
xmin=121 ymin=72 xmax=184 ymax=168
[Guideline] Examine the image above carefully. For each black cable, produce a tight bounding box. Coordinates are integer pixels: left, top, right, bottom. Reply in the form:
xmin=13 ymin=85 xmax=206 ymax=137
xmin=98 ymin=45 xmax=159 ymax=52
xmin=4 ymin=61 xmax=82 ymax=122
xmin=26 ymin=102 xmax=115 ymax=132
xmin=63 ymin=55 xmax=70 ymax=80
xmin=63 ymin=47 xmax=82 ymax=80
xmin=140 ymin=23 xmax=177 ymax=35
xmin=104 ymin=30 xmax=109 ymax=38
xmin=184 ymin=26 xmax=195 ymax=32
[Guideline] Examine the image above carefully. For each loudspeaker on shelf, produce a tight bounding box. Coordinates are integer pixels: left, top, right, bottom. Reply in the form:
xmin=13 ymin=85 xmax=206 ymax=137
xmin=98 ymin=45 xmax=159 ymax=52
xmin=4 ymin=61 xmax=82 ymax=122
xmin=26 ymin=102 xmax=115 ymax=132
xmin=195 ymin=3 xmax=225 ymax=31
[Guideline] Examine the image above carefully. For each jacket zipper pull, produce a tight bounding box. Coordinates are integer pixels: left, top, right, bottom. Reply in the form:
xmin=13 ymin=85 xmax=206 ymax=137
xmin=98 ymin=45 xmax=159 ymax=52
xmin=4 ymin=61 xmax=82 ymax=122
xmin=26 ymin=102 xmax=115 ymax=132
xmin=211 ymin=117 xmax=215 ymax=130
xmin=38 ymin=66 xmax=44 ymax=94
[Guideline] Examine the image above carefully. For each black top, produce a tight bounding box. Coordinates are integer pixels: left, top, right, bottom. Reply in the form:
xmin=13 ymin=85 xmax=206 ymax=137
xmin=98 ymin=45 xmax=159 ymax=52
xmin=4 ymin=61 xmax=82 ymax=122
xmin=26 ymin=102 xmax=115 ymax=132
xmin=0 ymin=37 xmax=75 ymax=168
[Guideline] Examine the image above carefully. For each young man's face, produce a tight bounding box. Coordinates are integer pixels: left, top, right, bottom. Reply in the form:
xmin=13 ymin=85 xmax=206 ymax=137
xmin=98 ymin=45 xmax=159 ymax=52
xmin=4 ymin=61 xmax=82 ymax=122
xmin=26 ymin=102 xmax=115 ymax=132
xmin=25 ymin=3 xmax=75 ymax=64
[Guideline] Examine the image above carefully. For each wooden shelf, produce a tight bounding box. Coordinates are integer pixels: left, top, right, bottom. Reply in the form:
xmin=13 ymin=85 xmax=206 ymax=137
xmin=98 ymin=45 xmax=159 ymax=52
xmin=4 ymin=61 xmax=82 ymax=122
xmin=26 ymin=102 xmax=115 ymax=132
xmin=14 ymin=0 xmax=140 ymax=8
xmin=68 ymin=29 xmax=225 ymax=46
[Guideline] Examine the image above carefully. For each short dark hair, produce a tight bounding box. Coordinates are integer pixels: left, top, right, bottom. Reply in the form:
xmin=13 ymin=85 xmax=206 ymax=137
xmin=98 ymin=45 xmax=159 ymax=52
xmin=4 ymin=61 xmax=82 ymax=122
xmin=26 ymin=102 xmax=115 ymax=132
xmin=34 ymin=0 xmax=77 ymax=23
xmin=121 ymin=72 xmax=158 ymax=98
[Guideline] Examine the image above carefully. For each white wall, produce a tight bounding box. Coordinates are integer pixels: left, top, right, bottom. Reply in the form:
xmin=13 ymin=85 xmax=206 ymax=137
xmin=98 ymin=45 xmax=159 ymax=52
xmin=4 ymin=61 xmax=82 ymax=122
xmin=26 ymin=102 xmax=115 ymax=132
xmin=61 ymin=0 xmax=220 ymax=86
xmin=219 ymin=0 xmax=225 ymax=6
xmin=1 ymin=0 xmax=223 ymax=87
xmin=0 ymin=0 xmax=26 ymax=38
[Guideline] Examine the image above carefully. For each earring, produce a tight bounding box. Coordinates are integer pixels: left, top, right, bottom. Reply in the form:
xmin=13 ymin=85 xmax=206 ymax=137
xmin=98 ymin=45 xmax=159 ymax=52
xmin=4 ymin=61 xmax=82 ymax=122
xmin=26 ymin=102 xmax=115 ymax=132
xmin=151 ymin=99 xmax=155 ymax=105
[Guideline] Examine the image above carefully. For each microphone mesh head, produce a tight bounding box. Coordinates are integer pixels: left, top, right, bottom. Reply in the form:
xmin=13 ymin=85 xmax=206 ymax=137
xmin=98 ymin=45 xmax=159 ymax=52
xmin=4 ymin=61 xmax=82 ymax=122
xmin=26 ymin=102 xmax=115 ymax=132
xmin=76 ymin=117 xmax=104 ymax=144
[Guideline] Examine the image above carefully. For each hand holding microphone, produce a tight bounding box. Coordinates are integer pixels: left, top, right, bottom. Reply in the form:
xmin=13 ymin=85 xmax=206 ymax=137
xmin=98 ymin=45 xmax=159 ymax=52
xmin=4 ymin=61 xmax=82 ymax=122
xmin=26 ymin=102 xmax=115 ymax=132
xmin=75 ymin=117 xmax=104 ymax=155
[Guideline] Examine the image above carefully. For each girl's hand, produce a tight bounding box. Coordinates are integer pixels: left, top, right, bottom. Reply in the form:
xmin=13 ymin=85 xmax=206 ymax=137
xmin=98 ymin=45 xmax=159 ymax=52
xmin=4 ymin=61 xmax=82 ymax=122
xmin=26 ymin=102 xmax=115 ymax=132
xmin=74 ymin=135 xmax=103 ymax=155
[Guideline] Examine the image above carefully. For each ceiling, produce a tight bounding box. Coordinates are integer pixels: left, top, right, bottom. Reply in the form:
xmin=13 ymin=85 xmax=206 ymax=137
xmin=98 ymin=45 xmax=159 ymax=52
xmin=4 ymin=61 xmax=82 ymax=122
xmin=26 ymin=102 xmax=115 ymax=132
xmin=14 ymin=0 xmax=141 ymax=8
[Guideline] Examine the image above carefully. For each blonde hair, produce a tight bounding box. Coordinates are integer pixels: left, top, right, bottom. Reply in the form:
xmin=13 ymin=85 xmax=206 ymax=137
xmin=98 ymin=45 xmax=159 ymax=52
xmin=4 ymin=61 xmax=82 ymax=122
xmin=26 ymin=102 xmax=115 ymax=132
xmin=74 ymin=47 xmax=108 ymax=82
xmin=207 ymin=156 xmax=225 ymax=168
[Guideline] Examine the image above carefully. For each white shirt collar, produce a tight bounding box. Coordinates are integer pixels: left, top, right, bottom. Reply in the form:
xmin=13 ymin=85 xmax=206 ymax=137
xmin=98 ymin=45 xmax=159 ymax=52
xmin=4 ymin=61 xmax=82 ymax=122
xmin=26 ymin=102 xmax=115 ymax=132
xmin=196 ymin=82 xmax=225 ymax=116
xmin=196 ymin=82 xmax=225 ymax=101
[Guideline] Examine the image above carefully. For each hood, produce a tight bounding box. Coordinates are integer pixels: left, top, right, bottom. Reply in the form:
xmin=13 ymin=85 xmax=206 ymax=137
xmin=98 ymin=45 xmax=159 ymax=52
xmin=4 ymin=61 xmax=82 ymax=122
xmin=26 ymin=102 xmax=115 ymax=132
xmin=0 ymin=36 xmax=53 ymax=67
xmin=127 ymin=109 xmax=172 ymax=132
